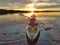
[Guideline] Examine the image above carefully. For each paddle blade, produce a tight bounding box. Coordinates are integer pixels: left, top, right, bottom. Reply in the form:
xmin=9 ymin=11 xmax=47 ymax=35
xmin=19 ymin=13 xmax=24 ymax=16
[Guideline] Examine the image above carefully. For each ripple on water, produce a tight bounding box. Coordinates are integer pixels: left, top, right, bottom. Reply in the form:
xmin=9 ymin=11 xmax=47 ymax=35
xmin=0 ymin=30 xmax=26 ymax=43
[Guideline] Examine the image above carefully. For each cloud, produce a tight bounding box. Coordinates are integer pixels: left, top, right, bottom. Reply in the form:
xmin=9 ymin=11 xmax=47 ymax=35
xmin=35 ymin=3 xmax=60 ymax=8
xmin=0 ymin=0 xmax=60 ymax=4
xmin=0 ymin=2 xmax=26 ymax=9
xmin=40 ymin=0 xmax=60 ymax=2
xmin=0 ymin=0 xmax=31 ymax=4
xmin=0 ymin=0 xmax=60 ymax=9
xmin=8 ymin=2 xmax=25 ymax=7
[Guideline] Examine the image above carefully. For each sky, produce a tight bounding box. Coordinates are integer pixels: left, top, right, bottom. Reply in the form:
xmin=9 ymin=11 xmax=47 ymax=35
xmin=0 ymin=0 xmax=60 ymax=9
xmin=0 ymin=0 xmax=60 ymax=3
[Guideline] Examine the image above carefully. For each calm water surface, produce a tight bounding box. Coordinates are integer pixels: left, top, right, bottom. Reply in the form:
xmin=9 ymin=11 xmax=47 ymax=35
xmin=0 ymin=12 xmax=60 ymax=45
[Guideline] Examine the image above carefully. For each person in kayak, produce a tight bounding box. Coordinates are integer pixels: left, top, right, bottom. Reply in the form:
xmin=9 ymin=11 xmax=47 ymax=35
xmin=26 ymin=14 xmax=44 ymax=27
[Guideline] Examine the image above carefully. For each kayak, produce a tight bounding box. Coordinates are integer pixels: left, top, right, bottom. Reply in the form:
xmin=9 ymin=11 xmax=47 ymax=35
xmin=26 ymin=26 xmax=40 ymax=41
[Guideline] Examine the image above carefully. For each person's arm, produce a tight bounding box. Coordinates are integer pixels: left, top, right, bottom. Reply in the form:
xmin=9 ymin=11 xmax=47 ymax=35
xmin=36 ymin=20 xmax=44 ymax=25
xmin=25 ymin=17 xmax=30 ymax=25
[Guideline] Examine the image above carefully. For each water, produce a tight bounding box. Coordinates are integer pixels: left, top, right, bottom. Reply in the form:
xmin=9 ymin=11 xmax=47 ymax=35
xmin=0 ymin=12 xmax=60 ymax=45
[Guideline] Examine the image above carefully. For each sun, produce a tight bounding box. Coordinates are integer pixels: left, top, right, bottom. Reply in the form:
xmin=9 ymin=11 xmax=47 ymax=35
xmin=25 ymin=3 xmax=36 ymax=17
xmin=26 ymin=4 xmax=34 ymax=8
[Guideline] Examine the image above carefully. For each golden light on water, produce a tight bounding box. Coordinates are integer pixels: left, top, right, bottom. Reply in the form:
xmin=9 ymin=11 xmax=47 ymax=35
xmin=24 ymin=10 xmax=34 ymax=17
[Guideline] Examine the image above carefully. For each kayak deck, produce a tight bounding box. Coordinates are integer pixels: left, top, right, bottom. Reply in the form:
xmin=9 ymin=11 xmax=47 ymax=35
xmin=26 ymin=26 xmax=40 ymax=40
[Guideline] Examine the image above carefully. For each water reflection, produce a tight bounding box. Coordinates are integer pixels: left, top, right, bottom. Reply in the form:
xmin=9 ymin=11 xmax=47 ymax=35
xmin=0 ymin=12 xmax=60 ymax=45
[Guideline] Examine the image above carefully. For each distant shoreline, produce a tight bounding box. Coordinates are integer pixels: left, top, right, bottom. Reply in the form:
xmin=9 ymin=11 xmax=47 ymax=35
xmin=0 ymin=9 xmax=60 ymax=15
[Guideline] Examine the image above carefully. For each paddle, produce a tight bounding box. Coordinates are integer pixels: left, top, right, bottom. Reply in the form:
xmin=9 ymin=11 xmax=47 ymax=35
xmin=19 ymin=13 xmax=27 ymax=17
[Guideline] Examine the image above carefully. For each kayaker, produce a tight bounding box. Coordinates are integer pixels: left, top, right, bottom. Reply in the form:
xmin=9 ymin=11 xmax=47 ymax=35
xmin=26 ymin=14 xmax=44 ymax=27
